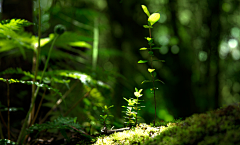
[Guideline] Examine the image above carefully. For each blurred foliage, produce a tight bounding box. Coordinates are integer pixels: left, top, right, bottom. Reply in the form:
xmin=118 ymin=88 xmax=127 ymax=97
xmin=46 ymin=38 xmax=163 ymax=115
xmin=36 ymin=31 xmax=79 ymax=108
xmin=0 ymin=0 xmax=240 ymax=142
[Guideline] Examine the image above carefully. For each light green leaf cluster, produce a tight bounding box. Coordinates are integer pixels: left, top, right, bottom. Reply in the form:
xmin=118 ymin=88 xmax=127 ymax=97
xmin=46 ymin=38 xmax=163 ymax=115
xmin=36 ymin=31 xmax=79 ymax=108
xmin=134 ymin=88 xmax=143 ymax=97
xmin=148 ymin=13 xmax=161 ymax=26
xmin=141 ymin=5 xmax=160 ymax=26
xmin=0 ymin=19 xmax=35 ymax=58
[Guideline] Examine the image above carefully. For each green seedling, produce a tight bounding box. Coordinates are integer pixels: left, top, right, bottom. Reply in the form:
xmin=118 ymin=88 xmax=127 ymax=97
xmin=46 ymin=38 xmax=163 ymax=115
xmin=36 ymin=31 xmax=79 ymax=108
xmin=122 ymin=88 xmax=145 ymax=127
xmin=139 ymin=5 xmax=164 ymax=126
xmin=100 ymin=105 xmax=114 ymax=133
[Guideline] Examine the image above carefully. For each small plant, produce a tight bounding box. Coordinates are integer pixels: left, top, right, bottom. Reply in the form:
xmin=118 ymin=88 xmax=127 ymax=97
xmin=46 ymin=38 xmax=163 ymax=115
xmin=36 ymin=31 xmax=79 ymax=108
xmin=138 ymin=5 xmax=163 ymax=126
xmin=28 ymin=116 xmax=92 ymax=143
xmin=122 ymin=88 xmax=144 ymax=127
xmin=99 ymin=105 xmax=114 ymax=133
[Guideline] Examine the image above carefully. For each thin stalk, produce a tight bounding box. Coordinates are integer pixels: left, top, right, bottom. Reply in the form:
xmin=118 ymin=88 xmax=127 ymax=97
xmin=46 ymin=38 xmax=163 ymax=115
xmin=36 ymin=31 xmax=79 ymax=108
xmin=92 ymin=18 xmax=99 ymax=71
xmin=135 ymin=97 xmax=138 ymax=126
xmin=31 ymin=88 xmax=47 ymax=126
xmin=40 ymin=81 xmax=78 ymax=124
xmin=0 ymin=110 xmax=7 ymax=129
xmin=0 ymin=110 xmax=16 ymax=139
xmin=63 ymin=89 xmax=92 ymax=116
xmin=29 ymin=0 xmax=42 ymax=125
xmin=17 ymin=35 xmax=59 ymax=144
xmin=6 ymin=79 xmax=10 ymax=140
xmin=0 ymin=121 xmax=3 ymax=139
xmin=149 ymin=27 xmax=156 ymax=126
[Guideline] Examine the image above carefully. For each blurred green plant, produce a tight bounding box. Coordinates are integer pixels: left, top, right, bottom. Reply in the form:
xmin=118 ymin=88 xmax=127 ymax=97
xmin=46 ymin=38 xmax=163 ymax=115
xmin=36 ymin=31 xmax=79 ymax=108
xmin=0 ymin=17 xmax=109 ymax=143
xmin=122 ymin=88 xmax=144 ymax=127
xmin=99 ymin=105 xmax=114 ymax=133
xmin=138 ymin=5 xmax=164 ymax=126
xmin=28 ymin=116 xmax=92 ymax=143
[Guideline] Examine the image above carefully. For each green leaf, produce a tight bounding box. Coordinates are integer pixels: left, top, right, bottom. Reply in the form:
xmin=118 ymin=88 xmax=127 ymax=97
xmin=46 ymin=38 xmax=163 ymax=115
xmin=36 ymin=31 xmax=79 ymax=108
xmin=145 ymin=37 xmax=153 ymax=41
xmin=148 ymin=68 xmax=155 ymax=73
xmin=148 ymin=51 xmax=154 ymax=55
xmin=138 ymin=60 xmax=148 ymax=63
xmin=141 ymin=5 xmax=150 ymax=17
xmin=69 ymin=41 xmax=92 ymax=49
xmin=0 ymin=19 xmax=33 ymax=30
xmin=104 ymin=105 xmax=108 ymax=110
xmin=32 ymin=36 xmax=54 ymax=48
xmin=139 ymin=47 xmax=148 ymax=50
xmin=141 ymin=80 xmax=152 ymax=84
xmin=0 ymin=78 xmax=62 ymax=97
xmin=155 ymin=79 xmax=165 ymax=84
xmin=28 ymin=117 xmax=85 ymax=137
xmin=1 ymin=107 xmax=24 ymax=112
xmin=143 ymin=25 xmax=153 ymax=29
xmin=135 ymin=87 xmax=138 ymax=92
xmin=148 ymin=13 xmax=160 ymax=25
xmin=152 ymin=47 xmax=161 ymax=50
xmin=0 ymin=139 xmax=17 ymax=145
xmin=153 ymin=60 xmax=165 ymax=62
xmin=100 ymin=115 xmax=108 ymax=119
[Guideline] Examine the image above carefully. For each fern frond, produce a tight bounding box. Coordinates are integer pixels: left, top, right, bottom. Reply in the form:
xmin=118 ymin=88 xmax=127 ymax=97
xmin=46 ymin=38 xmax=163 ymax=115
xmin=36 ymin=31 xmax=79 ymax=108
xmin=0 ymin=19 xmax=35 ymax=58
xmin=28 ymin=116 xmax=83 ymax=133
xmin=0 ymin=19 xmax=33 ymax=31
xmin=45 ymin=70 xmax=110 ymax=88
xmin=0 ymin=68 xmax=70 ymax=84
xmin=0 ymin=78 xmax=62 ymax=97
xmin=0 ymin=68 xmax=110 ymax=88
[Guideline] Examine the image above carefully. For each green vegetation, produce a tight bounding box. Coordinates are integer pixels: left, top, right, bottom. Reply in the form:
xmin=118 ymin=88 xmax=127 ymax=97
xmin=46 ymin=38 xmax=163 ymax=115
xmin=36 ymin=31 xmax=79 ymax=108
xmin=0 ymin=0 xmax=240 ymax=144
xmin=100 ymin=105 xmax=114 ymax=133
xmin=94 ymin=103 xmax=240 ymax=145
xmin=138 ymin=5 xmax=163 ymax=126
xmin=122 ymin=88 xmax=145 ymax=127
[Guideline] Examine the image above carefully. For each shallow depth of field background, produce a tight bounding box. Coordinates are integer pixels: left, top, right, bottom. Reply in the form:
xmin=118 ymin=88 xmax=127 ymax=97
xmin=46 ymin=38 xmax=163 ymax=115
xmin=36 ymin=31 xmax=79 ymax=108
xmin=0 ymin=0 xmax=240 ymax=130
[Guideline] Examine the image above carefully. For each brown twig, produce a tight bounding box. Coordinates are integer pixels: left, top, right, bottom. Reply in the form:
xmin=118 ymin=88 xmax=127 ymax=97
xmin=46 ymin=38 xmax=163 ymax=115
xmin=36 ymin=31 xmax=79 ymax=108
xmin=101 ymin=127 xmax=130 ymax=135
xmin=0 ymin=110 xmax=16 ymax=139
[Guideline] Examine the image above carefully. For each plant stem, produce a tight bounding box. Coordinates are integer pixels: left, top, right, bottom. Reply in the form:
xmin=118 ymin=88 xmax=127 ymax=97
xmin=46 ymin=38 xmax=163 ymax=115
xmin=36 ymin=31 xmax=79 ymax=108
xmin=29 ymin=0 xmax=42 ymax=126
xmin=149 ymin=27 xmax=156 ymax=126
xmin=0 ymin=110 xmax=7 ymax=129
xmin=0 ymin=120 xmax=3 ymax=139
xmin=31 ymin=88 xmax=47 ymax=126
xmin=92 ymin=18 xmax=99 ymax=71
xmin=135 ymin=97 xmax=138 ymax=126
xmin=6 ymin=79 xmax=10 ymax=140
xmin=0 ymin=110 xmax=16 ymax=139
xmin=17 ymin=34 xmax=59 ymax=144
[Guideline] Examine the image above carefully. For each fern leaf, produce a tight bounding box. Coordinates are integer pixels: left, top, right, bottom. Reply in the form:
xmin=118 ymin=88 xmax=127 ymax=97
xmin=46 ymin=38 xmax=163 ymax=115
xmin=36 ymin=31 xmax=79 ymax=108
xmin=0 ymin=19 xmax=33 ymax=31
xmin=0 ymin=78 xmax=62 ymax=97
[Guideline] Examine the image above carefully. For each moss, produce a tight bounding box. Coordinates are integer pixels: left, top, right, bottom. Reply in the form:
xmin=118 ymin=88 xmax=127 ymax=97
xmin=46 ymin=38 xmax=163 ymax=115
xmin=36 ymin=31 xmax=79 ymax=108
xmin=93 ymin=103 xmax=240 ymax=145
xmin=146 ymin=103 xmax=240 ymax=145
xmin=93 ymin=123 xmax=167 ymax=145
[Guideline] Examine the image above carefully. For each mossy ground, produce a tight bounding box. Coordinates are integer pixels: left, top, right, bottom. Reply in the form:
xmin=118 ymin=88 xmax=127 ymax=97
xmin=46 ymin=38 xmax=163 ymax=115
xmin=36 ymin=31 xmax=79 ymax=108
xmin=93 ymin=103 xmax=240 ymax=145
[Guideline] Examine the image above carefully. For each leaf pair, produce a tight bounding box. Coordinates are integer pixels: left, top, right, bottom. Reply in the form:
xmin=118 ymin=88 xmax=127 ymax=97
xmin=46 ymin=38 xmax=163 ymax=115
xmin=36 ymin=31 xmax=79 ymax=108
xmin=141 ymin=5 xmax=160 ymax=26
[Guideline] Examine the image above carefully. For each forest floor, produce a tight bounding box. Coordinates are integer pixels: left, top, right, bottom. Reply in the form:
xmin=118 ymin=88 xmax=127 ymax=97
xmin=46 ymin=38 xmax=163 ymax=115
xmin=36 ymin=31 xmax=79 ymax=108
xmin=30 ymin=102 xmax=240 ymax=145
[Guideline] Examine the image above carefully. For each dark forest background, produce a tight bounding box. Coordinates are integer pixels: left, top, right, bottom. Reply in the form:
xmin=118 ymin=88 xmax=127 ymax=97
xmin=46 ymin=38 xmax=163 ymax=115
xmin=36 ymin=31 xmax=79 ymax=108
xmin=0 ymin=0 xmax=240 ymax=136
